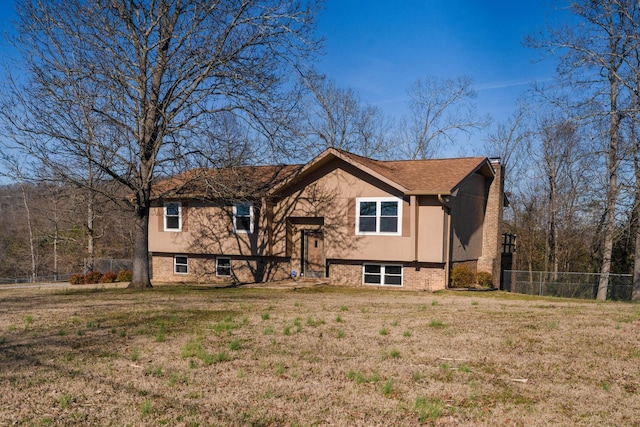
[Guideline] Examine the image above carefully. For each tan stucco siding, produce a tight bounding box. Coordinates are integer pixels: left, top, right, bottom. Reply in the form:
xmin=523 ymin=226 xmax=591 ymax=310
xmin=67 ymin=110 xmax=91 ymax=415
xmin=274 ymin=159 xmax=416 ymax=262
xmin=417 ymin=196 xmax=446 ymax=263
xmin=148 ymin=200 xmax=272 ymax=257
xmin=148 ymin=205 xmax=193 ymax=253
xmin=450 ymin=173 xmax=486 ymax=262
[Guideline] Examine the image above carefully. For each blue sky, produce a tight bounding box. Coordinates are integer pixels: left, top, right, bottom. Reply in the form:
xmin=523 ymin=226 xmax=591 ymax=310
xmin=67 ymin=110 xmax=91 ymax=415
xmin=315 ymin=0 xmax=568 ymax=154
xmin=0 ymin=0 xmax=568 ymax=157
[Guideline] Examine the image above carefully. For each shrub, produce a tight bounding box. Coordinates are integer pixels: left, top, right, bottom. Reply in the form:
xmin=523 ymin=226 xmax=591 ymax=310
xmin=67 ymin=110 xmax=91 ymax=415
xmin=100 ymin=272 xmax=117 ymax=283
xmin=450 ymin=264 xmax=475 ymax=288
xmin=476 ymin=271 xmax=493 ymax=288
xmin=70 ymin=274 xmax=85 ymax=285
xmin=117 ymin=269 xmax=133 ymax=282
xmin=84 ymin=271 xmax=103 ymax=284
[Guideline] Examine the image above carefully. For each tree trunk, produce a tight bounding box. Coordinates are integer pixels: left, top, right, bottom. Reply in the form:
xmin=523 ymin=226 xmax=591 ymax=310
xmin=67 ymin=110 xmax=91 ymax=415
xmin=597 ymin=77 xmax=620 ymax=301
xmin=632 ymin=118 xmax=640 ymax=301
xmin=86 ymin=192 xmax=95 ymax=273
xmin=128 ymin=204 xmax=152 ymax=289
xmin=547 ymin=174 xmax=558 ymax=280
xmin=20 ymin=183 xmax=37 ymax=283
xmin=551 ymin=174 xmax=559 ymax=278
xmin=597 ymin=205 xmax=615 ymax=300
xmin=631 ymin=56 xmax=640 ymax=301
xmin=53 ymin=221 xmax=58 ymax=281
xmin=595 ymin=9 xmax=625 ymax=300
xmin=633 ymin=224 xmax=640 ymax=300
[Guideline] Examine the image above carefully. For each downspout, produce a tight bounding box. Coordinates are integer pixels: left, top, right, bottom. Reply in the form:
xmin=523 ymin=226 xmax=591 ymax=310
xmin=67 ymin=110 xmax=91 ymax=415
xmin=438 ymin=194 xmax=452 ymax=289
xmin=263 ymin=197 xmax=272 ymax=256
xmin=412 ymin=195 xmax=419 ymax=262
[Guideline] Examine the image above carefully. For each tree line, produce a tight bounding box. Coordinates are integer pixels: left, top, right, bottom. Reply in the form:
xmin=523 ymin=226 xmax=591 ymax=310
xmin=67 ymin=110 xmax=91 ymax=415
xmin=1 ymin=0 xmax=639 ymax=300
xmin=0 ymin=182 xmax=134 ymax=280
xmin=491 ymin=0 xmax=640 ymax=300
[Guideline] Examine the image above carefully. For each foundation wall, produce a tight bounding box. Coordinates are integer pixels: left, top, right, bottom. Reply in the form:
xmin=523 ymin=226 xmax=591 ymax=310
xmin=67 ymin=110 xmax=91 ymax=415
xmin=327 ymin=261 xmax=446 ymax=291
xmin=154 ymin=254 xmax=448 ymax=291
xmin=151 ymin=254 xmax=290 ymax=284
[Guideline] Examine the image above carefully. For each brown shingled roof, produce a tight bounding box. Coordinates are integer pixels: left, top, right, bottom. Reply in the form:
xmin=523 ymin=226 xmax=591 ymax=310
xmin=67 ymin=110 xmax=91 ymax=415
xmin=155 ymin=148 xmax=493 ymax=200
xmin=154 ymin=164 xmax=302 ymax=199
xmin=337 ymin=150 xmax=491 ymax=194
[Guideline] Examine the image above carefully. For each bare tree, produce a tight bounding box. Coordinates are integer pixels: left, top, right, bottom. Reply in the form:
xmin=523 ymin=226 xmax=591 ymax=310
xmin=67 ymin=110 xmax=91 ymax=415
xmin=501 ymin=96 xmax=598 ymax=278
xmin=41 ymin=184 xmax=68 ymax=281
xmin=510 ymin=185 xmax=547 ymax=273
xmin=1 ymin=0 xmax=320 ymax=288
xmin=300 ymin=73 xmax=392 ymax=159
xmin=508 ymin=137 xmax=595 ymax=277
xmin=611 ymin=1 xmax=640 ymax=300
xmin=631 ymin=117 xmax=640 ymax=299
xmin=18 ymin=180 xmax=36 ymax=282
xmin=484 ymin=101 xmax=531 ymax=192
xmin=531 ymin=0 xmax=634 ymax=300
xmin=397 ymin=75 xmax=488 ymax=160
xmin=536 ymin=117 xmax=583 ymax=277
xmin=0 ymin=156 xmax=39 ymax=282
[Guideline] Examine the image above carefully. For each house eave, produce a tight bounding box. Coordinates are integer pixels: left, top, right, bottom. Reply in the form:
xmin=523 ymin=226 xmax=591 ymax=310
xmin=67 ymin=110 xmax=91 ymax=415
xmin=269 ymin=147 xmax=409 ymax=196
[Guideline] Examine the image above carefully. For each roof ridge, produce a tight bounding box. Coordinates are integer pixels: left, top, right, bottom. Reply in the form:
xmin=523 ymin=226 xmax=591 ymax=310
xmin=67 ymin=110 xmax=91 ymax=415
xmin=333 ymin=148 xmax=486 ymax=164
xmin=380 ymin=156 xmax=487 ymax=163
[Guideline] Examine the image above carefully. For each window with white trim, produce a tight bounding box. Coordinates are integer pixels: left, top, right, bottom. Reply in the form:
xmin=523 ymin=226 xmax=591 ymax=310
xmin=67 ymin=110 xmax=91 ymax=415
xmin=233 ymin=203 xmax=253 ymax=233
xmin=174 ymin=255 xmax=188 ymax=274
xmin=216 ymin=257 xmax=231 ymax=277
xmin=164 ymin=202 xmax=182 ymax=231
xmin=356 ymin=197 xmax=402 ymax=235
xmin=363 ymin=264 xmax=403 ymax=286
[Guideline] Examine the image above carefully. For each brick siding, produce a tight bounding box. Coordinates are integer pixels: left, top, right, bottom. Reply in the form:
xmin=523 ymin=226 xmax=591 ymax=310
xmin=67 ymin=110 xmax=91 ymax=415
xmin=151 ymin=254 xmax=290 ymax=284
xmin=328 ymin=261 xmax=446 ymax=291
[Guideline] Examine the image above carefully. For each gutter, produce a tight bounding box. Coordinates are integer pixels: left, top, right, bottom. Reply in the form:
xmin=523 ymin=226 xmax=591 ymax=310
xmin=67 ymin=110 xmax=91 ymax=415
xmin=406 ymin=190 xmax=451 ymax=196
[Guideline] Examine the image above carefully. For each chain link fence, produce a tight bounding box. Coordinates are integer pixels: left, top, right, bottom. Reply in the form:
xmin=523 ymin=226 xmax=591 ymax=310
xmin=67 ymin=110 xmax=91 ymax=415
xmin=503 ymin=270 xmax=633 ymax=301
xmin=84 ymin=258 xmax=133 ymax=274
xmin=0 ymin=259 xmax=133 ymax=285
xmin=0 ymin=274 xmax=75 ymax=285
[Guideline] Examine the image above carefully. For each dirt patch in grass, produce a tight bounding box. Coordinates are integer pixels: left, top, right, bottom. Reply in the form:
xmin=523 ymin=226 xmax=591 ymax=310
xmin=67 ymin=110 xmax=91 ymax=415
xmin=1 ymin=285 xmax=639 ymax=426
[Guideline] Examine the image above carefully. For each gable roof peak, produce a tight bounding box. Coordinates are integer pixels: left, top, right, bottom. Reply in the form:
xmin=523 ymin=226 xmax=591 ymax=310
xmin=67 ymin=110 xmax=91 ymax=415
xmin=268 ymin=148 xmax=493 ymax=197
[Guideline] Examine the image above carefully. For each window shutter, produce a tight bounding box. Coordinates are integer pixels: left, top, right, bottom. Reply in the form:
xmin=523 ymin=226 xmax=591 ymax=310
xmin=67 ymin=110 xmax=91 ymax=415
xmin=348 ymin=198 xmax=356 ymax=234
xmin=182 ymin=201 xmax=189 ymax=232
xmin=402 ymin=199 xmax=410 ymax=237
xmin=253 ymin=205 xmax=260 ymax=234
xmin=158 ymin=205 xmax=164 ymax=231
xmin=227 ymin=205 xmax=234 ymax=233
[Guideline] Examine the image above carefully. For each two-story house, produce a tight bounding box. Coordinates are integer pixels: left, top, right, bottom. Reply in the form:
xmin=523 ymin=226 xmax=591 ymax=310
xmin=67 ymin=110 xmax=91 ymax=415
xmin=148 ymin=148 xmax=504 ymax=291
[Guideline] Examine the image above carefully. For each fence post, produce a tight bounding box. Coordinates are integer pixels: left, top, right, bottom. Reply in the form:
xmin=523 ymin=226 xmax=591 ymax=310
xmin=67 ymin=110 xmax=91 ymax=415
xmin=539 ymin=272 xmax=543 ymax=296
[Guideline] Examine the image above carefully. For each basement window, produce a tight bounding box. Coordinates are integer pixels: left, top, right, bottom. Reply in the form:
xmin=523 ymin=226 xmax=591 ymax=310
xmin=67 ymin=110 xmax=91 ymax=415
xmin=216 ymin=257 xmax=231 ymax=277
xmin=363 ymin=264 xmax=403 ymax=286
xmin=174 ymin=255 xmax=188 ymax=274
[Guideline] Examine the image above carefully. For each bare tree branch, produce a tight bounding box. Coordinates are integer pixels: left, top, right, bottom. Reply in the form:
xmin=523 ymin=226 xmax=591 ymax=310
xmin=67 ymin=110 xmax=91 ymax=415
xmin=0 ymin=0 xmax=321 ymax=288
xmin=397 ymin=75 xmax=488 ymax=160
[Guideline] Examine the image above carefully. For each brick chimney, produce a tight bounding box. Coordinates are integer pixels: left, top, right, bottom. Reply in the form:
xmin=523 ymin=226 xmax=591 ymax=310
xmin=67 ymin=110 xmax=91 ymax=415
xmin=476 ymin=159 xmax=504 ymax=287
